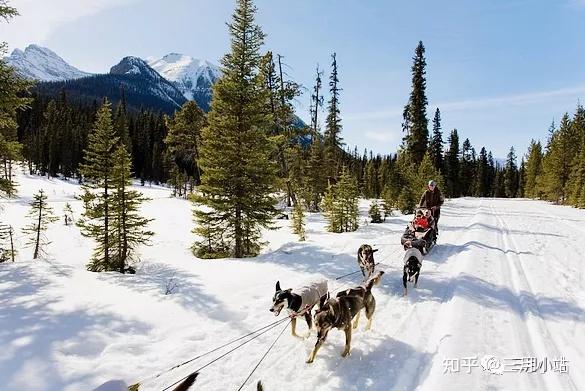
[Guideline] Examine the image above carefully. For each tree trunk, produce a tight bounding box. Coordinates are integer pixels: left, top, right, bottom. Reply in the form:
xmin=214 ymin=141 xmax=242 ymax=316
xmin=34 ymin=201 xmax=42 ymax=259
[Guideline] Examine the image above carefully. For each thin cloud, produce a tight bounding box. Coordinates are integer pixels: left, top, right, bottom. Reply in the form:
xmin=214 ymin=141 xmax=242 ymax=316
xmin=0 ymin=0 xmax=142 ymax=50
xmin=345 ymin=85 xmax=585 ymax=121
xmin=365 ymin=130 xmax=397 ymax=142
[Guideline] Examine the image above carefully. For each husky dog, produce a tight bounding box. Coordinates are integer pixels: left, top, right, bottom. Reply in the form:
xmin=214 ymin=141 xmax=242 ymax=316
xmin=306 ymin=271 xmax=384 ymax=363
xmin=357 ymin=244 xmax=378 ymax=280
xmin=403 ymin=248 xmax=423 ymax=296
xmin=270 ymin=280 xmax=328 ymax=338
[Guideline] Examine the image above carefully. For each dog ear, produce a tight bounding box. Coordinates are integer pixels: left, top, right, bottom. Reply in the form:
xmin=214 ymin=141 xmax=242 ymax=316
xmin=275 ymin=281 xmax=281 ymax=292
xmin=319 ymin=293 xmax=328 ymax=308
xmin=373 ymin=248 xmax=379 ymax=253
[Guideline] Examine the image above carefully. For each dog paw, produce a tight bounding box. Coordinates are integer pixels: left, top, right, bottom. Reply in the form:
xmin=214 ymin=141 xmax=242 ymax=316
xmin=306 ymin=358 xmax=314 ymax=364
xmin=341 ymin=350 xmax=350 ymax=357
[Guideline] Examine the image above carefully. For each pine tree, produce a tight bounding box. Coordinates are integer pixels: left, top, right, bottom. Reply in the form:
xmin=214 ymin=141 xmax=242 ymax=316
xmin=518 ymin=158 xmax=526 ymax=198
xmin=504 ymin=147 xmax=518 ymax=198
xmin=567 ymin=105 xmax=585 ymax=207
xmin=63 ymin=202 xmax=74 ymax=226
xmin=0 ymin=2 xmax=31 ymax=197
xmin=403 ymin=41 xmax=429 ymax=165
xmin=473 ymin=147 xmax=490 ymax=197
xmin=291 ymin=201 xmax=306 ymax=241
xmin=111 ymin=146 xmax=153 ymax=272
xmin=460 ymin=138 xmax=475 ymax=196
xmin=429 ymin=108 xmax=444 ymax=171
xmin=524 ymin=139 xmax=543 ymax=198
xmin=22 ymin=189 xmax=58 ymax=259
xmin=444 ymin=129 xmax=460 ymax=197
xmin=77 ymin=100 xmax=120 ymax=271
xmin=0 ymin=224 xmax=16 ymax=262
xmin=322 ymin=167 xmax=359 ymax=233
xmin=194 ymin=0 xmax=277 ymax=258
xmin=368 ymin=200 xmax=383 ymax=223
xmin=540 ymin=114 xmax=571 ymax=203
xmin=165 ymin=101 xmax=207 ymax=196
xmin=323 ymin=53 xmax=343 ymax=180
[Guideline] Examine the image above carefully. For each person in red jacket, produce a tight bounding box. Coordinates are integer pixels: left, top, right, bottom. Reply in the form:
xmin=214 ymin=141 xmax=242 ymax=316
xmin=419 ymin=180 xmax=444 ymax=234
xmin=413 ymin=210 xmax=430 ymax=230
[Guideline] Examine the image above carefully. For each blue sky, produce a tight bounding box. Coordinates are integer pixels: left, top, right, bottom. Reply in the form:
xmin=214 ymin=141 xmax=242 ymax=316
xmin=2 ymin=0 xmax=585 ymax=158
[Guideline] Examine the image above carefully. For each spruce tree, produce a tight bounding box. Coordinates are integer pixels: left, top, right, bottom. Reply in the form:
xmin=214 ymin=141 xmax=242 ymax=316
xmin=77 ymin=100 xmax=120 ymax=271
xmin=322 ymin=167 xmax=359 ymax=233
xmin=540 ymin=114 xmax=571 ymax=203
xmin=323 ymin=53 xmax=343 ymax=181
xmin=194 ymin=0 xmax=277 ymax=258
xmin=165 ymin=101 xmax=207 ymax=196
xmin=444 ymin=129 xmax=460 ymax=197
xmin=403 ymin=41 xmax=429 ymax=165
xmin=567 ymin=106 xmax=585 ymax=207
xmin=429 ymin=108 xmax=444 ymax=171
xmin=0 ymin=224 xmax=16 ymax=262
xmin=0 ymin=1 xmax=31 ymax=197
xmin=473 ymin=147 xmax=490 ymax=197
xmin=368 ymin=200 xmax=383 ymax=223
xmin=291 ymin=202 xmax=306 ymax=241
xmin=504 ymin=147 xmax=518 ymax=198
xmin=111 ymin=146 xmax=153 ymax=272
xmin=22 ymin=189 xmax=58 ymax=259
xmin=64 ymin=202 xmax=74 ymax=226
xmin=524 ymin=139 xmax=543 ymax=198
xmin=460 ymin=138 xmax=475 ymax=196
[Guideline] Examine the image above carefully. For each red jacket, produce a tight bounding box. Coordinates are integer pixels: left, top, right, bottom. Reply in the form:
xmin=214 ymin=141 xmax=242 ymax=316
xmin=413 ymin=216 xmax=429 ymax=230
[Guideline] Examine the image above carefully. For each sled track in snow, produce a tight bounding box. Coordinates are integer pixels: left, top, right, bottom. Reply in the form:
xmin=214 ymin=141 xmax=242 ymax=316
xmin=491 ymin=205 xmax=579 ymax=391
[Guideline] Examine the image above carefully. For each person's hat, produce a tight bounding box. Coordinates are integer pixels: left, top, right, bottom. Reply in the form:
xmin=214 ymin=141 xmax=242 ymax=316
xmin=428 ymin=180 xmax=436 ymax=187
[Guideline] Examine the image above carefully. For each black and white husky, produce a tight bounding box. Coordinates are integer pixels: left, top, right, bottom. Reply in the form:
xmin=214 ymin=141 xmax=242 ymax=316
xmin=270 ymin=280 xmax=328 ymax=338
xmin=403 ymin=248 xmax=423 ymax=296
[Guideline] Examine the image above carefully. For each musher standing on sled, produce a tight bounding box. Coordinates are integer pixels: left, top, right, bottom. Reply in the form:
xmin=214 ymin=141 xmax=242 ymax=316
xmin=419 ymin=180 xmax=444 ymax=235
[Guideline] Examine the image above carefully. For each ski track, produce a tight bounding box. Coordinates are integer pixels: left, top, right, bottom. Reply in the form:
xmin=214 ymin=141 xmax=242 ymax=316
xmin=1 ymin=173 xmax=584 ymax=391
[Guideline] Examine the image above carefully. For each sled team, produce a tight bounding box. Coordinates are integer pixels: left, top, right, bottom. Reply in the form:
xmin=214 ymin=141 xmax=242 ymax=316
xmin=97 ymin=181 xmax=443 ymax=390
xmin=268 ymin=179 xmax=444 ymax=365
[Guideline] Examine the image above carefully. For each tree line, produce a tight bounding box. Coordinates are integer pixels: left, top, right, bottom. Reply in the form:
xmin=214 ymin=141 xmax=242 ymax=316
xmin=3 ymin=0 xmax=564 ymax=265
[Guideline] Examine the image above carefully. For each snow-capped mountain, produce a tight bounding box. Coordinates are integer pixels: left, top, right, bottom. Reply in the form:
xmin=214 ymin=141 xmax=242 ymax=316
xmin=148 ymin=53 xmax=220 ymax=111
xmin=109 ymin=56 xmax=186 ymax=108
xmin=5 ymin=44 xmax=91 ymax=81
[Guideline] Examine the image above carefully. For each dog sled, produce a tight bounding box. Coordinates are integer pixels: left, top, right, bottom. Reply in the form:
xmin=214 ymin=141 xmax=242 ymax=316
xmin=400 ymin=208 xmax=437 ymax=256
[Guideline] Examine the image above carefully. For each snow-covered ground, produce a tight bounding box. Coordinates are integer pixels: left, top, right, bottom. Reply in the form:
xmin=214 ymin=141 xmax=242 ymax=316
xmin=1 ymin=170 xmax=584 ymax=391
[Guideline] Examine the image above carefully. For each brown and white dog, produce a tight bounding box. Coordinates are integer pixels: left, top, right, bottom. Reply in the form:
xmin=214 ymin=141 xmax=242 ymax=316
xmin=357 ymin=244 xmax=378 ymax=280
xmin=306 ymin=271 xmax=384 ymax=363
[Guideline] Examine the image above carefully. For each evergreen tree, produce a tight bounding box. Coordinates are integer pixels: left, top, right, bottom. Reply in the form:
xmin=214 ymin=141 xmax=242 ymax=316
xmin=504 ymin=147 xmax=518 ymax=198
xmin=460 ymin=138 xmax=475 ymax=196
xmin=524 ymin=139 xmax=543 ymax=198
xmin=444 ymin=129 xmax=460 ymax=197
xmin=165 ymin=101 xmax=207 ymax=196
xmin=540 ymin=114 xmax=571 ymax=203
xmin=323 ymin=53 xmax=343 ymax=180
xmin=322 ymin=167 xmax=359 ymax=233
xmin=0 ymin=1 xmax=32 ymax=197
xmin=291 ymin=201 xmax=306 ymax=241
xmin=194 ymin=0 xmax=277 ymax=258
xmin=0 ymin=224 xmax=16 ymax=262
xmin=22 ymin=189 xmax=58 ymax=259
xmin=429 ymin=108 xmax=444 ymax=171
xmin=403 ymin=41 xmax=429 ymax=165
xmin=368 ymin=200 xmax=383 ymax=223
xmin=518 ymin=158 xmax=526 ymax=198
xmin=567 ymin=105 xmax=585 ymax=207
xmin=473 ymin=147 xmax=490 ymax=197
xmin=63 ymin=202 xmax=74 ymax=226
xmin=77 ymin=100 xmax=120 ymax=271
xmin=111 ymin=146 xmax=153 ymax=272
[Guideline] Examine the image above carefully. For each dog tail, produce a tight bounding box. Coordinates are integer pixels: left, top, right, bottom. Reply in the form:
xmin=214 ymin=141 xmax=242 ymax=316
xmin=257 ymin=380 xmax=264 ymax=391
xmin=171 ymin=372 xmax=198 ymax=391
xmin=365 ymin=270 xmax=385 ymax=291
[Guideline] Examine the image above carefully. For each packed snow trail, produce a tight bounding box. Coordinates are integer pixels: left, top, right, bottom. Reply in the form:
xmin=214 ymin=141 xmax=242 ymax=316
xmin=0 ymin=172 xmax=584 ymax=391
